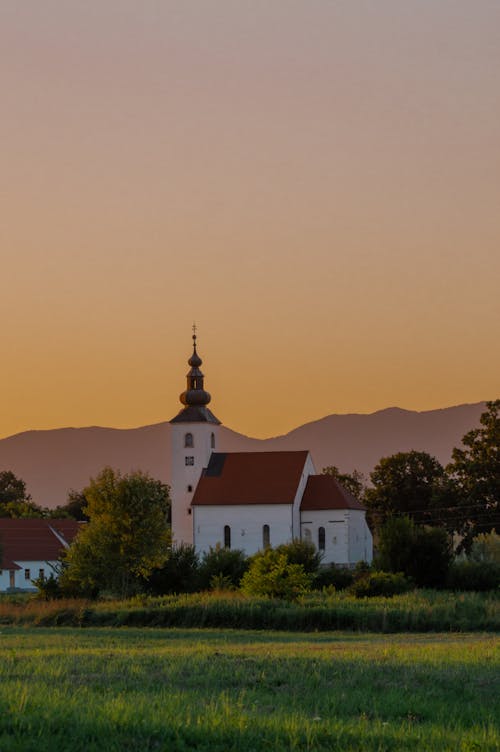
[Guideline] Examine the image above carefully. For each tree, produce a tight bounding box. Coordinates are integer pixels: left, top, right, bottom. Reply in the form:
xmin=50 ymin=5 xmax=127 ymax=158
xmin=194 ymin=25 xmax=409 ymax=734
xmin=365 ymin=451 xmax=456 ymax=530
xmin=447 ymin=400 xmax=500 ymax=549
xmin=376 ymin=516 xmax=452 ymax=587
xmin=60 ymin=467 xmax=170 ymax=597
xmin=0 ymin=470 xmax=45 ymax=518
xmin=48 ymin=489 xmax=89 ymax=521
xmin=322 ymin=466 xmax=366 ymax=499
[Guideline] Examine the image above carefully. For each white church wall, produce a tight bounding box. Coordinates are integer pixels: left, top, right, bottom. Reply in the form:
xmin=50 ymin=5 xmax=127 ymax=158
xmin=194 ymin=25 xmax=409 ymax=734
xmin=170 ymin=422 xmax=219 ymax=546
xmin=300 ymin=509 xmax=373 ymax=565
xmin=193 ymin=504 xmax=294 ymax=556
xmin=300 ymin=510 xmax=349 ymax=565
xmin=291 ymin=453 xmax=316 ymax=538
xmin=347 ymin=510 xmax=373 ymax=564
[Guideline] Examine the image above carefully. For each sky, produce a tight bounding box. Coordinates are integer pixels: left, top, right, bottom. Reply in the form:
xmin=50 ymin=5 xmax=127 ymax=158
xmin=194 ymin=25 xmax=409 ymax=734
xmin=1 ymin=1 xmax=499 ymax=440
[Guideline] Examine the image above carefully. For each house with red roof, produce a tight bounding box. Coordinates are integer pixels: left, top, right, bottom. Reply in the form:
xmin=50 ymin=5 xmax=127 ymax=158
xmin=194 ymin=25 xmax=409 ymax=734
xmin=169 ymin=333 xmax=373 ymax=565
xmin=0 ymin=518 xmax=81 ymax=592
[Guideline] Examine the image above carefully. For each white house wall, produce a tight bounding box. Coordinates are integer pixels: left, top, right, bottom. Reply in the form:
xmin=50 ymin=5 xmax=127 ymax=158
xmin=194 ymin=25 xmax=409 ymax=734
xmin=193 ymin=504 xmax=294 ymax=556
xmin=300 ymin=510 xmax=373 ymax=565
xmin=0 ymin=560 xmax=59 ymax=592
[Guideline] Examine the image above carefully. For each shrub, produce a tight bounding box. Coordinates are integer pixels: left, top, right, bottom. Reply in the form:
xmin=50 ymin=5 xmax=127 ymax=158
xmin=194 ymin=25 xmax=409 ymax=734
xmin=410 ymin=526 xmax=452 ymax=587
xmin=275 ymin=539 xmax=323 ymax=574
xmin=446 ymin=560 xmax=500 ymax=591
xmin=350 ymin=571 xmax=412 ymax=598
xmin=376 ymin=516 xmax=452 ymax=587
xmin=469 ymin=532 xmax=500 ymax=564
xmin=146 ymin=544 xmax=200 ymax=595
xmin=198 ymin=545 xmax=248 ymax=590
xmin=209 ymin=574 xmax=235 ymax=591
xmin=33 ymin=573 xmax=62 ymax=601
xmin=240 ymin=549 xmax=312 ymax=600
xmin=314 ymin=564 xmax=354 ymax=591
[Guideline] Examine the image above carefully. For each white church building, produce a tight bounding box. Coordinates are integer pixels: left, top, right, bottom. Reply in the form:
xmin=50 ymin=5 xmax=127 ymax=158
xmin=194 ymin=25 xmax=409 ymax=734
xmin=170 ymin=334 xmax=372 ymax=566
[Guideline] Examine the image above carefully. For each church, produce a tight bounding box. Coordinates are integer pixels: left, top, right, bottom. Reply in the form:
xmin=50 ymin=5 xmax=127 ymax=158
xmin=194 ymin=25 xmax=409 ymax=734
xmin=169 ymin=333 xmax=373 ymax=566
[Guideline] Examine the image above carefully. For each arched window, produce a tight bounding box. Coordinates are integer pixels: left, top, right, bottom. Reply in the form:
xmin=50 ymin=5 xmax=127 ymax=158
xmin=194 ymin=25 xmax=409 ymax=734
xmin=184 ymin=433 xmax=194 ymax=448
xmin=318 ymin=527 xmax=326 ymax=551
xmin=224 ymin=525 xmax=231 ymax=549
xmin=211 ymin=432 xmax=215 ymax=449
xmin=262 ymin=524 xmax=270 ymax=548
xmin=303 ymin=529 xmax=312 ymax=543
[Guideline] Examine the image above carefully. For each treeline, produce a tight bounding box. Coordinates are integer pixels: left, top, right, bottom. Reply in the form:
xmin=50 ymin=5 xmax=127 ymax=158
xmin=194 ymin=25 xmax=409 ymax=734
xmin=0 ymin=474 xmax=89 ymax=521
xmin=39 ymin=528 xmax=499 ymax=602
xmin=324 ymin=400 xmax=500 ymax=552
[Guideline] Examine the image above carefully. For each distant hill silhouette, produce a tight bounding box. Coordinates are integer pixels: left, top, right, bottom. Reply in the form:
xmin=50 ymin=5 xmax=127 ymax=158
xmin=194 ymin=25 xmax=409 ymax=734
xmin=0 ymin=403 xmax=485 ymax=507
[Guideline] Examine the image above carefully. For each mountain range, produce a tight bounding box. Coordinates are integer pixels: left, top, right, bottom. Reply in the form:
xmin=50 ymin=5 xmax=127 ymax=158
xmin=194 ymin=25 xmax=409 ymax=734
xmin=0 ymin=403 xmax=485 ymax=508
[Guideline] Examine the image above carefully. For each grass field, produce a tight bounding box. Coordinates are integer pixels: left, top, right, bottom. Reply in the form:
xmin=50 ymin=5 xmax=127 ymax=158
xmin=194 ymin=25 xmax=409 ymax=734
xmin=0 ymin=628 xmax=498 ymax=751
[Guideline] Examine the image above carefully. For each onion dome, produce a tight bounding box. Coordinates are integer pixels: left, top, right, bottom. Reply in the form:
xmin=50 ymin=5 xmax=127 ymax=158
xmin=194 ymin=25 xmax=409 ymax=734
xmin=180 ymin=332 xmax=211 ymax=406
xmin=170 ymin=329 xmax=221 ymax=425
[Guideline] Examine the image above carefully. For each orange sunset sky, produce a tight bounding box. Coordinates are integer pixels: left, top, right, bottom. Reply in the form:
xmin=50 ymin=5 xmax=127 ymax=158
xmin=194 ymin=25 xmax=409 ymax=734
xmin=1 ymin=1 xmax=499 ymax=441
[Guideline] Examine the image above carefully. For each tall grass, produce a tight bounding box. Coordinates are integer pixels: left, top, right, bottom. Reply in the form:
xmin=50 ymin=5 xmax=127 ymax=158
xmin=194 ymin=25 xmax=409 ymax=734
xmin=0 ymin=589 xmax=498 ymax=631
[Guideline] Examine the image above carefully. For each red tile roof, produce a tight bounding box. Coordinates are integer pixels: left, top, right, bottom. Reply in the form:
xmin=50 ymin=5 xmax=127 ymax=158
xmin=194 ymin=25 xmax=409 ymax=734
xmin=300 ymin=475 xmax=366 ymax=511
xmin=0 ymin=519 xmax=81 ymax=569
xmin=192 ymin=451 xmax=309 ymax=506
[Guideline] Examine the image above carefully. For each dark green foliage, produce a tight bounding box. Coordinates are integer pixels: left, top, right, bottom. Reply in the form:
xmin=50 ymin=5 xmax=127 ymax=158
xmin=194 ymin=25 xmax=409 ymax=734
xmin=241 ymin=549 xmax=312 ymax=600
xmin=32 ymin=573 xmax=62 ymax=601
xmin=376 ymin=516 xmax=415 ymax=573
xmin=314 ymin=564 xmax=354 ymax=590
xmin=198 ymin=545 xmax=248 ymax=590
xmin=446 ymin=560 xmax=500 ymax=591
xmin=448 ymin=400 xmax=500 ymax=549
xmin=48 ymin=490 xmax=89 ymax=521
xmin=0 ymin=470 xmax=45 ymax=518
xmin=411 ymin=526 xmax=453 ymax=587
xmin=365 ymin=451 xmax=456 ymax=529
xmin=350 ymin=571 xmax=412 ymax=598
xmin=60 ymin=467 xmax=171 ymax=598
xmin=322 ymin=465 xmax=366 ymax=498
xmin=0 ymin=470 xmax=30 ymax=506
xmin=146 ymin=544 xmax=200 ymax=595
xmin=377 ymin=516 xmax=452 ymax=587
xmin=275 ymin=538 xmax=323 ymax=574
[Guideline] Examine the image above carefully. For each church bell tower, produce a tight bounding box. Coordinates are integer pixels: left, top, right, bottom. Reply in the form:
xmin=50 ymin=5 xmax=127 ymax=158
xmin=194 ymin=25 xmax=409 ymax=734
xmin=169 ymin=328 xmax=221 ymax=545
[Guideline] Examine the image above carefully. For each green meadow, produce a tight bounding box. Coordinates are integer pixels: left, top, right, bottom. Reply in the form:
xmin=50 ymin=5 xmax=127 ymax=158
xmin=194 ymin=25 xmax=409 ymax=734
xmin=0 ymin=628 xmax=498 ymax=751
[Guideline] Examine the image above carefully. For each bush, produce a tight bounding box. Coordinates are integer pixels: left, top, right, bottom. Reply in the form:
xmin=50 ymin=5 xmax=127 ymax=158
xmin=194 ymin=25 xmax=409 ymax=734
xmin=350 ymin=571 xmax=412 ymax=598
xmin=241 ymin=549 xmax=312 ymax=600
xmin=198 ymin=545 xmax=248 ymax=590
xmin=376 ymin=516 xmax=452 ymax=587
xmin=314 ymin=564 xmax=354 ymax=591
xmin=446 ymin=560 xmax=500 ymax=591
xmin=275 ymin=539 xmax=323 ymax=574
xmin=469 ymin=532 xmax=500 ymax=564
xmin=146 ymin=544 xmax=200 ymax=595
xmin=33 ymin=573 xmax=63 ymax=601
xmin=411 ymin=526 xmax=452 ymax=587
